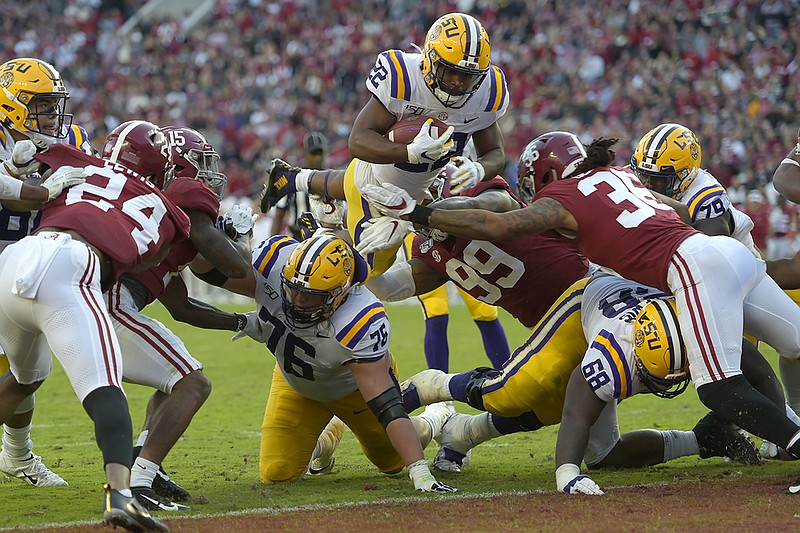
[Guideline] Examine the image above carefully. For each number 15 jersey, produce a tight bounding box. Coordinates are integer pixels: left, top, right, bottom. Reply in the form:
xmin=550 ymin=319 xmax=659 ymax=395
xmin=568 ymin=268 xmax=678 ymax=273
xmin=252 ymin=236 xmax=392 ymax=402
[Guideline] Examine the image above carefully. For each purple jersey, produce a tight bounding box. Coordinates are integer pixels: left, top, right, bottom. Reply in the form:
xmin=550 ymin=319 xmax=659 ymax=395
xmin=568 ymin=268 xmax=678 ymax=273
xmin=412 ymin=177 xmax=590 ymax=328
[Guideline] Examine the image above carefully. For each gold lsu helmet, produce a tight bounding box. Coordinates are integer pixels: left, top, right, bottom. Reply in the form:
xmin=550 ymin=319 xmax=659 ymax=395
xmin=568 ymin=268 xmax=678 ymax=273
xmin=281 ymin=234 xmax=356 ymax=328
xmin=631 ymin=123 xmax=702 ymax=199
xmin=0 ymin=58 xmax=72 ymax=148
xmin=421 ymin=13 xmax=491 ymax=108
xmin=633 ymin=298 xmax=690 ymax=399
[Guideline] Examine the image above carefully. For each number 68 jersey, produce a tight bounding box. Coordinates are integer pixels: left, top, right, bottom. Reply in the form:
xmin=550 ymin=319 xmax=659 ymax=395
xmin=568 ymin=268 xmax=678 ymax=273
xmin=251 ymin=236 xmax=392 ymax=402
xmin=579 ymin=273 xmax=672 ymax=402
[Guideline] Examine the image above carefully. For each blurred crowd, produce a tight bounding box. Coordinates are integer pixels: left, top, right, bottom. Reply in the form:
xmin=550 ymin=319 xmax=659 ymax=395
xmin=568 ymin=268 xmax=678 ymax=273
xmin=1 ymin=0 xmax=798 ymax=201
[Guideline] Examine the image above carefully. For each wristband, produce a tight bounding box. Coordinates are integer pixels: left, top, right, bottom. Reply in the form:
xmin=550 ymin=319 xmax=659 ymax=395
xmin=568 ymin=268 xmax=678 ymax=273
xmin=408 ymin=205 xmax=433 ymax=226
xmin=323 ymin=170 xmax=332 ymax=197
xmin=555 ymin=463 xmax=581 ymax=492
xmin=781 ymin=158 xmax=800 ymax=169
xmin=234 ymin=313 xmax=246 ymax=332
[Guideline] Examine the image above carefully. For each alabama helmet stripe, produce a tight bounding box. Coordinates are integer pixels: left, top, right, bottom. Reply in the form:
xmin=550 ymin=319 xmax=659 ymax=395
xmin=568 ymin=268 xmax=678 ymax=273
xmin=644 ymin=123 xmax=679 ymax=161
xmin=108 ymin=120 xmax=144 ymax=164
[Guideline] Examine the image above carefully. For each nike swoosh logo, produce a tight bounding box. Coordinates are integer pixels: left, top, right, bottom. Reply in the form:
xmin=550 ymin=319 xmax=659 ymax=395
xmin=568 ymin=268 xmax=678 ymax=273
xmin=464 ymin=117 xmax=479 ymax=124
xmin=353 ymin=408 xmax=369 ymax=415
xmin=393 ymin=199 xmax=407 ymax=211
xmin=22 ymin=472 xmax=38 ymax=485
xmin=136 ymin=463 xmax=147 ymax=469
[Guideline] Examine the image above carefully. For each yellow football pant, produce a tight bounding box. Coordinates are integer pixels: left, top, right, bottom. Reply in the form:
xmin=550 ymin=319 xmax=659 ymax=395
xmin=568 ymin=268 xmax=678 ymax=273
xmin=481 ymin=278 xmax=589 ymax=426
xmin=260 ymin=357 xmax=404 ymax=483
xmin=344 ymin=159 xmax=400 ymax=276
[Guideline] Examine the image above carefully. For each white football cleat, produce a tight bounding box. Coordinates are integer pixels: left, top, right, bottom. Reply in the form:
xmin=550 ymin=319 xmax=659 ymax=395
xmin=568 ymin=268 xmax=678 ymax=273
xmin=0 ymin=451 xmax=68 ymax=487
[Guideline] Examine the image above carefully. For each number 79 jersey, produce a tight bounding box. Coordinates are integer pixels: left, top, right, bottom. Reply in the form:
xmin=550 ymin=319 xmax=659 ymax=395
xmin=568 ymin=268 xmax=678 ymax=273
xmin=251 ymin=236 xmax=392 ymax=402
xmin=579 ymin=274 xmax=671 ymax=402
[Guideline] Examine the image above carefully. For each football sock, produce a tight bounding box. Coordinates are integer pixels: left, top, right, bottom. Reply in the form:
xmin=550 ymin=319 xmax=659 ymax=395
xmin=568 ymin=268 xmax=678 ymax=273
xmin=131 ymin=457 xmax=159 ymax=488
xmin=464 ymin=412 xmax=502 ymax=446
xmin=448 ymin=372 xmax=472 ymax=403
xmin=475 ymin=319 xmax=511 ymax=369
xmin=779 ymin=356 xmax=800 ymax=414
xmin=424 ymin=315 xmax=449 ymax=371
xmin=2 ymin=423 xmax=33 ymax=457
xmin=661 ymin=430 xmax=699 ymax=461
xmin=295 ymin=169 xmax=313 ymax=192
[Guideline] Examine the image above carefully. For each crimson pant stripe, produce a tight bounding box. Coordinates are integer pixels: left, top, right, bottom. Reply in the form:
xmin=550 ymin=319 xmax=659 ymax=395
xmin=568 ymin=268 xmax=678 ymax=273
xmin=109 ymin=284 xmax=193 ymax=374
xmin=78 ymin=250 xmax=118 ymax=387
xmin=671 ymin=252 xmax=724 ymax=380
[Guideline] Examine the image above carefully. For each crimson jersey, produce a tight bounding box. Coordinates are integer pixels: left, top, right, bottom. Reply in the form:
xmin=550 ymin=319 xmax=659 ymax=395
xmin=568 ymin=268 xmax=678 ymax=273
xmin=412 ymin=177 xmax=590 ymax=328
xmin=537 ymin=166 xmax=699 ymax=293
xmin=34 ymin=144 xmax=191 ymax=280
xmin=130 ymin=177 xmax=220 ymax=304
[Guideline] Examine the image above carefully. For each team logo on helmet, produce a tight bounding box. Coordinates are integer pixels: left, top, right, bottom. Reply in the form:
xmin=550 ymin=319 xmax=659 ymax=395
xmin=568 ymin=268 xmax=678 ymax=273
xmin=0 ymin=72 xmax=13 ymax=88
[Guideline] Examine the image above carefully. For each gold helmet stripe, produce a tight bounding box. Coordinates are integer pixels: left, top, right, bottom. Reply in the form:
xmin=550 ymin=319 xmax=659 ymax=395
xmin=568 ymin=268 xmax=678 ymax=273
xmin=643 ymin=123 xmax=680 ymax=163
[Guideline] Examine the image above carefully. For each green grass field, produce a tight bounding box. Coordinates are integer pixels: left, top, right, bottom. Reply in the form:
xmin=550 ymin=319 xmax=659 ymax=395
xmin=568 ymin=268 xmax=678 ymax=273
xmin=0 ymin=302 xmax=797 ymax=530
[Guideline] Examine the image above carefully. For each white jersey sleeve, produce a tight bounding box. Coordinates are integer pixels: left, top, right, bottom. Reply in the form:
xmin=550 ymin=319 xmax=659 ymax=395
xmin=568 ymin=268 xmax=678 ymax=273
xmin=331 ymin=285 xmax=391 ymax=362
xmin=678 ymin=169 xmax=758 ymax=256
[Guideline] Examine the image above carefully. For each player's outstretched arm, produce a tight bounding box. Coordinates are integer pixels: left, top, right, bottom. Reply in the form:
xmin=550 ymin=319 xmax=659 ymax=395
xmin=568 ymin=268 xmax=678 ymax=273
xmin=350 ymin=356 xmax=456 ymax=493
xmin=554 ymin=367 xmax=607 ymax=495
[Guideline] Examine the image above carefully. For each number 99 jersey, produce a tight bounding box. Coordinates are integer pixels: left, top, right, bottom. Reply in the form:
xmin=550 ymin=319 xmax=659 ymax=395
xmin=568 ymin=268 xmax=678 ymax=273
xmin=579 ymin=273 xmax=671 ymax=402
xmin=251 ymin=236 xmax=392 ymax=402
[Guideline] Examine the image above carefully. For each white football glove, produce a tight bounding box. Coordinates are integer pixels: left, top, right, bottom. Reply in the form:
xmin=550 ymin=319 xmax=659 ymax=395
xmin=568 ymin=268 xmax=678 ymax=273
xmin=40 ymin=166 xmax=87 ymax=201
xmin=406 ymin=119 xmax=455 ymax=165
xmin=361 ymin=183 xmax=416 ymax=219
xmin=3 ymin=140 xmax=40 ymax=178
xmin=447 ymin=156 xmax=485 ymax=195
xmin=231 ymin=311 xmax=266 ymax=342
xmin=217 ymin=204 xmax=258 ymax=241
xmin=356 ymin=217 xmax=412 ymax=257
xmin=556 ymin=464 xmax=604 ymax=495
xmin=408 ymin=459 xmax=458 ymax=493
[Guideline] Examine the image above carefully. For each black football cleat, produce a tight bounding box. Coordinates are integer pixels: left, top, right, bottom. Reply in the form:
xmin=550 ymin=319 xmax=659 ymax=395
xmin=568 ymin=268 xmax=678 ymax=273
xmin=103 ymin=484 xmax=169 ymax=532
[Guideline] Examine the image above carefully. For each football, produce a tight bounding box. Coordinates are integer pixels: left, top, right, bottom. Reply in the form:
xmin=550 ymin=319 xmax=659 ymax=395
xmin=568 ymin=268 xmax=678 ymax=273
xmin=386 ymin=115 xmax=449 ymax=144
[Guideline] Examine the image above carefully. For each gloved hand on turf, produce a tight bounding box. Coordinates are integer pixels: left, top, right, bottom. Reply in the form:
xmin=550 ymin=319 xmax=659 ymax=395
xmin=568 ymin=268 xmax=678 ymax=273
xmin=446 ymin=156 xmax=485 ymax=195
xmin=408 ymin=459 xmax=457 ymax=493
xmin=406 ymin=119 xmax=455 ymax=165
xmin=231 ymin=311 xmax=266 ymax=342
xmin=40 ymin=166 xmax=87 ymax=200
xmin=2 ymin=140 xmax=40 ymax=178
xmin=356 ymin=216 xmax=412 ymax=257
xmin=361 ymin=183 xmax=416 ymax=219
xmin=556 ymin=463 xmax=604 ymax=495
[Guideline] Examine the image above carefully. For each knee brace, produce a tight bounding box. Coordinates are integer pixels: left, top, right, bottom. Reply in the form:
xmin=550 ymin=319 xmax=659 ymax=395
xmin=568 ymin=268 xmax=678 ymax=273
xmin=465 ymin=367 xmax=501 ymax=411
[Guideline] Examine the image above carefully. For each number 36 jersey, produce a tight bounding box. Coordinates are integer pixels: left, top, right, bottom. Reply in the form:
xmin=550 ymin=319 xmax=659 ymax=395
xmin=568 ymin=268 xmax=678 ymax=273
xmin=579 ymin=274 xmax=671 ymax=402
xmin=251 ymin=236 xmax=392 ymax=402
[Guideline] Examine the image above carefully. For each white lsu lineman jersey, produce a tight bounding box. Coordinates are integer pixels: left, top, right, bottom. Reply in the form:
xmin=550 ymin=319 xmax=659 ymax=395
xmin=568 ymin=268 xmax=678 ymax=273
xmin=251 ymin=236 xmax=392 ymax=402
xmin=675 ymin=168 xmax=759 ymax=257
xmin=360 ymin=50 xmax=509 ymax=200
xmin=0 ymin=122 xmax=92 ymax=252
xmin=579 ymin=274 xmax=672 ymax=403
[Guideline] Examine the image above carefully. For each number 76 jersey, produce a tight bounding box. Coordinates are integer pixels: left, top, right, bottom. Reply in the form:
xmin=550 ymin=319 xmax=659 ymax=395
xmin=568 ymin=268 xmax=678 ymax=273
xmin=251 ymin=236 xmax=392 ymax=402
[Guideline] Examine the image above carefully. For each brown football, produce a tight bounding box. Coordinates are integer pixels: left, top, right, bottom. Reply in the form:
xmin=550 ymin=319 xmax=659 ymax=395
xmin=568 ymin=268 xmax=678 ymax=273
xmin=386 ymin=116 xmax=449 ymax=144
